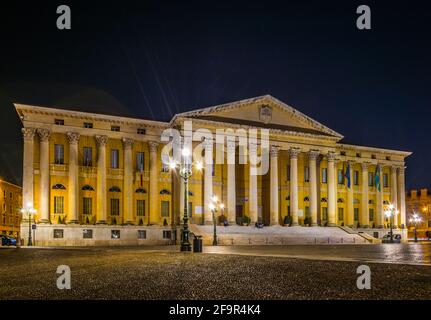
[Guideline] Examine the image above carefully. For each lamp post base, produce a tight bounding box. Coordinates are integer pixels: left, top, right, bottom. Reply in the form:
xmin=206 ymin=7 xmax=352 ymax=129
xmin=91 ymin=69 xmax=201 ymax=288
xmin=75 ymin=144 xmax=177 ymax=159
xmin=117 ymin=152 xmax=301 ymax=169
xmin=180 ymin=243 xmax=192 ymax=251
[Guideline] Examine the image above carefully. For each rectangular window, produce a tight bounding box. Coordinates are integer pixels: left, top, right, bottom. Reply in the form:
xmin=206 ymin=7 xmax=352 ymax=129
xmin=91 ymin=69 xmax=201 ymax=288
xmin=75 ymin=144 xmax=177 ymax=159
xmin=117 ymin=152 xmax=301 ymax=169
xmin=322 ymin=168 xmax=328 ymax=184
xmin=111 ymin=149 xmax=119 ymax=169
xmin=322 ymin=207 xmax=328 ymax=220
xmin=83 ymin=229 xmax=93 ymax=239
xmin=161 ymin=201 xmax=170 ymax=217
xmin=137 ymin=128 xmax=146 ymax=135
xmin=83 ymin=147 xmax=92 ymax=166
xmin=162 ymin=230 xmax=172 ymax=239
xmin=53 ymin=229 xmax=64 ymax=238
xmin=136 ymin=152 xmax=145 ymax=172
xmin=54 ymin=144 xmax=64 ymax=164
xmin=369 ymin=208 xmax=374 ymax=221
xmin=368 ymin=172 xmax=374 ymax=186
xmin=383 ymin=173 xmax=389 ymax=188
xmin=304 ymin=166 xmax=310 ymax=182
xmin=83 ymin=197 xmax=92 ymax=215
xmin=83 ymin=122 xmax=93 ymax=128
xmin=54 ymin=119 xmax=64 ymax=125
xmin=111 ymin=230 xmax=120 ymax=239
xmin=338 ymin=169 xmax=344 ymax=184
xmin=111 ymin=126 xmax=120 ymax=132
xmin=137 ymin=200 xmax=145 ymax=216
xmin=138 ymin=230 xmax=146 ymax=239
xmin=110 ymin=199 xmax=120 ymax=216
xmin=354 ymin=171 xmax=359 ymax=185
xmin=54 ymin=196 xmax=64 ymax=214
xmin=338 ymin=208 xmax=344 ymax=221
xmin=354 ymin=208 xmax=359 ymax=221
xmin=304 ymin=206 xmax=310 ymax=218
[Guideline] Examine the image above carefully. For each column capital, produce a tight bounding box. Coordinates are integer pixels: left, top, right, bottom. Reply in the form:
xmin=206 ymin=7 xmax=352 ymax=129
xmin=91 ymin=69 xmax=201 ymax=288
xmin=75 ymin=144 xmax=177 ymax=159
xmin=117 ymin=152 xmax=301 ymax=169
xmin=66 ymin=132 xmax=80 ymax=145
xmin=270 ymin=146 xmax=279 ymax=158
xmin=95 ymin=135 xmax=108 ymax=147
xmin=37 ymin=128 xmax=51 ymax=142
xmin=361 ymin=162 xmax=370 ymax=170
xmin=327 ymin=151 xmax=336 ymax=162
xmin=122 ymin=137 xmax=134 ymax=149
xmin=22 ymin=128 xmax=36 ymax=141
xmin=308 ymin=150 xmax=319 ymax=161
xmin=289 ymin=148 xmax=301 ymax=159
xmin=397 ymin=166 xmax=406 ymax=175
xmin=148 ymin=141 xmax=159 ymax=152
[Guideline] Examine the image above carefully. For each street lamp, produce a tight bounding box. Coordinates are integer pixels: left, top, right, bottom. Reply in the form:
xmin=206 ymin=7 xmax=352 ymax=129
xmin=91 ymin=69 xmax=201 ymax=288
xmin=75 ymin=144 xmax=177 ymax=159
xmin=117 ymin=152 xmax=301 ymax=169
xmin=20 ymin=204 xmax=36 ymax=246
xmin=209 ymin=195 xmax=224 ymax=246
xmin=409 ymin=212 xmax=422 ymax=243
xmin=169 ymin=147 xmax=202 ymax=252
xmin=384 ymin=204 xmax=399 ymax=244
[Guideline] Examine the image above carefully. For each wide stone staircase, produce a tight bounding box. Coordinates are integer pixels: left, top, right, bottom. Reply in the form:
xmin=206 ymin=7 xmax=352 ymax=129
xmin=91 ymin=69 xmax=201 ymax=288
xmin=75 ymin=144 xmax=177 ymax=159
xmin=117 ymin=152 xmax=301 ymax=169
xmin=189 ymin=224 xmax=371 ymax=245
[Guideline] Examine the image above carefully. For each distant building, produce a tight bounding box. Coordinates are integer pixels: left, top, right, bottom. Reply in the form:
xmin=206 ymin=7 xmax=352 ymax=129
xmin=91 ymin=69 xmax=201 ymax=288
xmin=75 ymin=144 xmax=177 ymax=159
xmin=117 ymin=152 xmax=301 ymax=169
xmin=0 ymin=180 xmax=22 ymax=237
xmin=406 ymin=188 xmax=431 ymax=237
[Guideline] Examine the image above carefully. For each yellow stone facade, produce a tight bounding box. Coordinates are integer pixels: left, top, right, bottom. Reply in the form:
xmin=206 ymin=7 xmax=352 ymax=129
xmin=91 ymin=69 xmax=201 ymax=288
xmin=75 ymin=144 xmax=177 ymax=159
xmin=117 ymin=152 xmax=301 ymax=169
xmin=0 ymin=180 xmax=22 ymax=237
xmin=15 ymin=95 xmax=411 ymax=242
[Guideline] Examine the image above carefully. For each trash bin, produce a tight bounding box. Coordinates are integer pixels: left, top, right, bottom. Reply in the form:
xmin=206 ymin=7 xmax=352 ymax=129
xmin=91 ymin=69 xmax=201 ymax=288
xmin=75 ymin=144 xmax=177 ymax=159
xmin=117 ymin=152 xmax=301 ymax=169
xmin=193 ymin=235 xmax=203 ymax=253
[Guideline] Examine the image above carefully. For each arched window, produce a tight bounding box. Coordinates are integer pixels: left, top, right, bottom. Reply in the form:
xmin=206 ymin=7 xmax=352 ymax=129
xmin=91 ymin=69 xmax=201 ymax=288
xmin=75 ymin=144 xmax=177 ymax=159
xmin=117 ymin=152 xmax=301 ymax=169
xmin=135 ymin=188 xmax=147 ymax=194
xmin=160 ymin=189 xmax=171 ymax=195
xmin=303 ymin=196 xmax=310 ymax=202
xmin=321 ymin=197 xmax=328 ymax=203
xmin=353 ymin=199 xmax=360 ymax=204
xmin=82 ymin=185 xmax=94 ymax=191
xmin=383 ymin=200 xmax=390 ymax=205
xmin=109 ymin=186 xmax=121 ymax=192
xmin=52 ymin=184 xmax=66 ymax=190
xmin=285 ymin=195 xmax=290 ymax=200
xmin=368 ymin=199 xmax=374 ymax=205
xmin=337 ymin=198 xmax=344 ymax=203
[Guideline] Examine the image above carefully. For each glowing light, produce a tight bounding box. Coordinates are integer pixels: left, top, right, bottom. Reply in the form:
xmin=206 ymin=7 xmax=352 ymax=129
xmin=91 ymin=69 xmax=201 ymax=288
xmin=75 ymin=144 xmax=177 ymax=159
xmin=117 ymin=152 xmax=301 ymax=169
xmin=220 ymin=203 xmax=225 ymax=210
xmin=388 ymin=204 xmax=394 ymax=210
xmin=385 ymin=210 xmax=392 ymax=218
xmin=209 ymin=203 xmax=215 ymax=211
xmin=212 ymin=195 xmax=218 ymax=203
xmin=169 ymin=161 xmax=177 ymax=170
xmin=182 ymin=148 xmax=190 ymax=157
xmin=195 ymin=161 xmax=203 ymax=171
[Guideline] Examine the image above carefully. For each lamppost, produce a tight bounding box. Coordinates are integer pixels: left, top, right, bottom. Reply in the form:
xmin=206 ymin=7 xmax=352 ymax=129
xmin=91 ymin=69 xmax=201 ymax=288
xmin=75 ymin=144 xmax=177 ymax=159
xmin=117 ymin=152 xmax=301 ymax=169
xmin=209 ymin=195 xmax=224 ymax=246
xmin=409 ymin=212 xmax=422 ymax=243
xmin=20 ymin=204 xmax=36 ymax=246
xmin=384 ymin=204 xmax=399 ymax=244
xmin=169 ymin=148 xmax=202 ymax=252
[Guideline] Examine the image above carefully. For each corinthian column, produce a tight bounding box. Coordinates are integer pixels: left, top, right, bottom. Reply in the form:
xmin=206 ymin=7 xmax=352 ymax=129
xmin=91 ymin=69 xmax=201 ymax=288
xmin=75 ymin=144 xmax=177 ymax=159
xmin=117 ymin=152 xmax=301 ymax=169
xmin=248 ymin=143 xmax=258 ymax=224
xmin=67 ymin=132 xmax=80 ymax=224
xmin=289 ymin=148 xmax=300 ymax=226
xmin=270 ymin=146 xmax=279 ymax=225
xmin=227 ymin=140 xmax=236 ymax=225
xmin=308 ymin=150 xmax=319 ymax=226
xmin=391 ymin=166 xmax=398 ymax=227
xmin=397 ymin=166 xmax=406 ymax=228
xmin=361 ymin=162 xmax=369 ymax=228
xmin=37 ymin=129 xmax=51 ymax=223
xmin=376 ymin=165 xmax=384 ymax=228
xmin=96 ymin=135 xmax=108 ymax=224
xmin=123 ymin=138 xmax=134 ymax=225
xmin=346 ymin=161 xmax=354 ymax=227
xmin=22 ymin=128 xmax=36 ymax=210
xmin=327 ymin=152 xmax=336 ymax=226
xmin=204 ymin=138 xmax=214 ymax=225
xmin=148 ymin=141 xmax=159 ymax=225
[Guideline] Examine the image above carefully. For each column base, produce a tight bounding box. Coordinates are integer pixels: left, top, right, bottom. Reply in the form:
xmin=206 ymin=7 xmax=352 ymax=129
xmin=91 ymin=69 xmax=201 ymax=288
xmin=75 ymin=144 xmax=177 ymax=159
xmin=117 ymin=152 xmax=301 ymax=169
xmin=347 ymin=224 xmax=354 ymax=228
xmin=38 ymin=219 xmax=50 ymax=224
xmin=291 ymin=222 xmax=299 ymax=226
xmin=270 ymin=222 xmax=279 ymax=226
xmin=228 ymin=220 xmax=236 ymax=226
xmin=96 ymin=220 xmax=107 ymax=225
xmin=311 ymin=223 xmax=318 ymax=227
xmin=362 ymin=225 xmax=369 ymax=228
xmin=377 ymin=225 xmax=384 ymax=229
xmin=328 ymin=222 xmax=337 ymax=227
xmin=68 ymin=220 xmax=79 ymax=225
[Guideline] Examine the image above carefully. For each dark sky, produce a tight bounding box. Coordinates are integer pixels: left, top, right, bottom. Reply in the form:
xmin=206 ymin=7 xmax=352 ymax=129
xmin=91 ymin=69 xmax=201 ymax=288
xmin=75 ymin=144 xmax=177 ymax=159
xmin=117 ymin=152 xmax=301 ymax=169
xmin=0 ymin=0 xmax=430 ymax=189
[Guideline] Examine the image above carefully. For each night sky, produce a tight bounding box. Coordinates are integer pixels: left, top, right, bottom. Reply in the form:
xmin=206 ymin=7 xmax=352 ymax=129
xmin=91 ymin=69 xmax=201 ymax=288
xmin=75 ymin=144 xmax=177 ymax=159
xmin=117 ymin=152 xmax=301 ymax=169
xmin=0 ymin=0 xmax=430 ymax=190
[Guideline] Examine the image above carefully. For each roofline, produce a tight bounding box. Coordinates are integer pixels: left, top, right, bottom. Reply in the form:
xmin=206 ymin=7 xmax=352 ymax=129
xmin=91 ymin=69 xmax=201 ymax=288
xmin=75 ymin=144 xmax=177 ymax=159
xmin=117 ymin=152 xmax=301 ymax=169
xmin=13 ymin=103 xmax=170 ymax=128
xmin=338 ymin=143 xmax=412 ymax=157
xmin=0 ymin=179 xmax=22 ymax=189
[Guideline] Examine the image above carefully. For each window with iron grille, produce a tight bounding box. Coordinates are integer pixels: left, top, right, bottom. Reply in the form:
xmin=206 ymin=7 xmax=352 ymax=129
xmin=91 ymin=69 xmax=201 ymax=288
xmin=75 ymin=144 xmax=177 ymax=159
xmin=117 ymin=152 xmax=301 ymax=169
xmin=54 ymin=144 xmax=64 ymax=164
xmin=54 ymin=196 xmax=64 ymax=214
xmin=111 ymin=198 xmax=120 ymax=216
xmin=161 ymin=201 xmax=170 ymax=217
xmin=137 ymin=230 xmax=146 ymax=239
xmin=137 ymin=200 xmax=145 ymax=216
xmin=83 ymin=197 xmax=92 ymax=215
xmin=83 ymin=147 xmax=92 ymax=166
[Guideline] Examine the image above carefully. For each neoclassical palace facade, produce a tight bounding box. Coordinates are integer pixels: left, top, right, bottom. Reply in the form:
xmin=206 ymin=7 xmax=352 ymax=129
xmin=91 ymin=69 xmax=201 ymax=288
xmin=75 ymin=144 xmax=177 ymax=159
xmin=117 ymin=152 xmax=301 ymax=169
xmin=15 ymin=95 xmax=411 ymax=245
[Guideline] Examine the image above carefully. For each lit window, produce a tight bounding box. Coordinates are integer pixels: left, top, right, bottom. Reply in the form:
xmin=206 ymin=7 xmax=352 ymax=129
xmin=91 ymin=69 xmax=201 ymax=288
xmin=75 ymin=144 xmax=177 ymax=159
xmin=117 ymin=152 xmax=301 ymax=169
xmin=383 ymin=173 xmax=389 ymax=188
xmin=138 ymin=230 xmax=146 ymax=239
xmin=354 ymin=171 xmax=359 ymax=185
xmin=110 ymin=199 xmax=120 ymax=216
xmin=55 ymin=119 xmax=64 ymax=125
xmin=83 ymin=147 xmax=92 ymax=166
xmin=54 ymin=144 xmax=64 ymax=164
xmin=136 ymin=152 xmax=144 ymax=172
xmin=111 ymin=126 xmax=120 ymax=132
xmin=111 ymin=230 xmax=120 ymax=239
xmin=304 ymin=166 xmax=309 ymax=182
xmin=368 ymin=172 xmax=374 ymax=186
xmin=83 ymin=197 xmax=92 ymax=215
xmin=137 ymin=200 xmax=145 ymax=216
xmin=111 ymin=149 xmax=119 ymax=169
xmin=161 ymin=201 xmax=170 ymax=217
xmin=338 ymin=169 xmax=344 ymax=184
xmin=322 ymin=168 xmax=328 ymax=183
xmin=54 ymin=196 xmax=64 ymax=214
xmin=83 ymin=122 xmax=93 ymax=129
xmin=137 ymin=128 xmax=146 ymax=135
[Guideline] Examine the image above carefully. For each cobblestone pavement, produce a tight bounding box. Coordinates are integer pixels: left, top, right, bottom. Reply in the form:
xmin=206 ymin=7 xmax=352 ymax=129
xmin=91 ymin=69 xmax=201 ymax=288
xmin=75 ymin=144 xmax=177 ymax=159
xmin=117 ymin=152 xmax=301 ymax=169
xmin=0 ymin=246 xmax=430 ymax=300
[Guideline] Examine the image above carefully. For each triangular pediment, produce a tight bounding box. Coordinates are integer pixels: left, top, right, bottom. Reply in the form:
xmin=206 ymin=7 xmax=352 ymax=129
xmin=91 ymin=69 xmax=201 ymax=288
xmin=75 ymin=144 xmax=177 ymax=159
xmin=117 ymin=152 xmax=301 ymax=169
xmin=173 ymin=95 xmax=343 ymax=139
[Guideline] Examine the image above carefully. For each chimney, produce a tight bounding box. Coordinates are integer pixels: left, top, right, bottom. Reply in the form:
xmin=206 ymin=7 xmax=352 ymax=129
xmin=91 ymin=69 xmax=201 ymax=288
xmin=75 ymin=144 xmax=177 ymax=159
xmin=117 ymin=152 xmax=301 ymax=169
xmin=420 ymin=188 xmax=428 ymax=198
xmin=411 ymin=190 xmax=417 ymax=199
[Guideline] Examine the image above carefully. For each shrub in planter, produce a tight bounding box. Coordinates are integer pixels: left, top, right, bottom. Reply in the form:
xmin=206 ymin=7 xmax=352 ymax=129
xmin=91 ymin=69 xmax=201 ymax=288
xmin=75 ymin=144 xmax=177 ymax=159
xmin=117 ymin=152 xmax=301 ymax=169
xmin=303 ymin=216 xmax=311 ymax=226
xmin=163 ymin=218 xmax=168 ymax=226
xmin=218 ymin=214 xmax=227 ymax=225
xmin=242 ymin=215 xmax=251 ymax=226
xmin=138 ymin=218 xmax=144 ymax=226
xmin=283 ymin=215 xmax=292 ymax=226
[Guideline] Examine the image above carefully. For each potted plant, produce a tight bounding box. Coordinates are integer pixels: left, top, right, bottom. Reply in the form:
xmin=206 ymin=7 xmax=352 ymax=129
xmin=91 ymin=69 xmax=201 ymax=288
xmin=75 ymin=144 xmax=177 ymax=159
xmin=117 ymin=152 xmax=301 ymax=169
xmin=242 ymin=215 xmax=251 ymax=226
xmin=218 ymin=214 xmax=227 ymax=225
xmin=283 ymin=215 xmax=292 ymax=226
xmin=139 ymin=218 xmax=144 ymax=226
xmin=163 ymin=218 xmax=168 ymax=226
xmin=303 ymin=216 xmax=311 ymax=227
